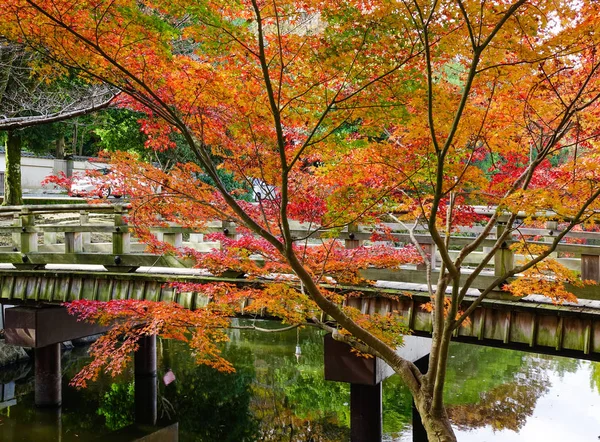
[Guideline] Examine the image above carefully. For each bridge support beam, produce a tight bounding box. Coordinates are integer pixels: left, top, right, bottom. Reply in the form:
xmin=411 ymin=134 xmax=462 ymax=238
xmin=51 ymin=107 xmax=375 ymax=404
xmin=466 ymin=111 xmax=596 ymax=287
xmin=134 ymin=334 xmax=157 ymax=426
xmin=324 ymin=334 xmax=431 ymax=442
xmin=4 ymin=306 xmax=108 ymax=348
xmin=350 ymin=383 xmax=382 ymax=442
xmin=411 ymin=355 xmax=428 ymax=442
xmin=34 ymin=343 xmax=61 ymax=407
xmin=4 ymin=306 xmax=108 ymax=408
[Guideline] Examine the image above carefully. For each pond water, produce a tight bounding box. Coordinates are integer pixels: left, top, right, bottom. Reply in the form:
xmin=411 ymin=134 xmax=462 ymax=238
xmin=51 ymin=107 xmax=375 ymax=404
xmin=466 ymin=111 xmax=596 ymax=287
xmin=1 ymin=321 xmax=600 ymax=441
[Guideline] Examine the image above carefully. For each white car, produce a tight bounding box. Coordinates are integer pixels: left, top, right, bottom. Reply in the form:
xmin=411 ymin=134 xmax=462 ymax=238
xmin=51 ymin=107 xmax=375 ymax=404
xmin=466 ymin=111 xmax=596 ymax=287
xmin=70 ymin=168 xmax=123 ymax=198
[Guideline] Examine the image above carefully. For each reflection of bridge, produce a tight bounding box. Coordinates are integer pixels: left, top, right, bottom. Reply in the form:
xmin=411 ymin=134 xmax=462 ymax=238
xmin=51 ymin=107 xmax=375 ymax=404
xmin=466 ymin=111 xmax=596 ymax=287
xmin=2 ymin=203 xmax=600 ymax=440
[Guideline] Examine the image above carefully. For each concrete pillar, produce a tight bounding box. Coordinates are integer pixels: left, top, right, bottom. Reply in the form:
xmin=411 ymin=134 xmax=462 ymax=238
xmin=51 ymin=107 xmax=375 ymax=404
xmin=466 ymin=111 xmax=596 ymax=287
xmin=134 ymin=334 xmax=157 ymax=426
xmin=35 ymin=343 xmax=61 ymax=407
xmin=350 ymin=383 xmax=382 ymax=442
xmin=412 ymin=355 xmax=429 ymax=442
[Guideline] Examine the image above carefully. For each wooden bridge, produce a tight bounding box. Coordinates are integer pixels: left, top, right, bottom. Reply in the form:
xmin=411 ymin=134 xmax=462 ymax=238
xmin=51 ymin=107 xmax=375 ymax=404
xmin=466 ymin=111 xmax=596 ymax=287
xmin=3 ymin=202 xmax=600 ymax=442
xmin=1 ymin=203 xmax=600 ymax=362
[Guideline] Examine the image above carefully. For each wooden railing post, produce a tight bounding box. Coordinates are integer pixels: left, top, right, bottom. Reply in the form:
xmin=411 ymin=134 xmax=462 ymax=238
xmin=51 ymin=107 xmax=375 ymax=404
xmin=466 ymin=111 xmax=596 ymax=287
xmin=105 ymin=205 xmax=138 ymax=273
xmin=494 ymin=222 xmax=514 ymax=277
xmin=11 ymin=213 xmax=20 ymax=248
xmin=222 ymin=221 xmax=237 ymax=240
xmin=545 ymin=220 xmax=558 ymax=258
xmin=80 ymin=210 xmax=91 ymax=250
xmin=345 ymin=223 xmax=362 ymax=249
xmin=64 ymin=231 xmax=83 ymax=253
xmin=19 ymin=207 xmax=38 ymax=253
xmin=581 ymin=255 xmax=600 ymax=282
xmin=112 ymin=205 xmax=130 ymax=255
xmin=14 ymin=207 xmax=44 ymax=270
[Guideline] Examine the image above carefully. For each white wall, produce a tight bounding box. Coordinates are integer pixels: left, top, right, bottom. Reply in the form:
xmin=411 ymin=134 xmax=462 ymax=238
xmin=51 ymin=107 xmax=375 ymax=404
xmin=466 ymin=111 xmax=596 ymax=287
xmin=0 ymin=151 xmax=102 ymax=193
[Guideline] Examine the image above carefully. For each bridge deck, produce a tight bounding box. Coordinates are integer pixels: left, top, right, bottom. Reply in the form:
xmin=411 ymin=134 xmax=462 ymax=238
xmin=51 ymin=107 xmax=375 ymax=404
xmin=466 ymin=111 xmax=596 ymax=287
xmin=2 ymin=204 xmax=600 ymax=359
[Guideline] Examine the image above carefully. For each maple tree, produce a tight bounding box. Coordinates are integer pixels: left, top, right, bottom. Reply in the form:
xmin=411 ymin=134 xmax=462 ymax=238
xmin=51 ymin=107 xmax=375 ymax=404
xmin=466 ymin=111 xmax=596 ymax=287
xmin=4 ymin=1 xmax=600 ymax=440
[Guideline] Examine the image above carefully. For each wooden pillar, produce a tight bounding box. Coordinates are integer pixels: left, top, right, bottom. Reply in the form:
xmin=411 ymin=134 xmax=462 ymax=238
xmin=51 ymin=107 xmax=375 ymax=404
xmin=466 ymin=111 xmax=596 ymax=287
xmin=107 ymin=205 xmax=138 ymax=273
xmin=345 ymin=224 xmax=363 ymax=250
xmin=134 ymin=334 xmax=157 ymax=426
xmin=112 ymin=205 xmax=131 ymax=255
xmin=351 ymin=383 xmax=382 ymax=442
xmin=494 ymin=223 xmax=514 ymax=277
xmin=412 ymin=355 xmax=429 ymax=442
xmin=20 ymin=207 xmax=38 ymax=253
xmin=581 ymin=254 xmax=600 ymax=282
xmin=64 ymin=232 xmax=83 ymax=253
xmin=35 ymin=343 xmax=61 ymax=407
xmin=11 ymin=213 xmax=20 ymax=248
xmin=80 ymin=210 xmax=91 ymax=250
xmin=324 ymin=334 xmax=388 ymax=442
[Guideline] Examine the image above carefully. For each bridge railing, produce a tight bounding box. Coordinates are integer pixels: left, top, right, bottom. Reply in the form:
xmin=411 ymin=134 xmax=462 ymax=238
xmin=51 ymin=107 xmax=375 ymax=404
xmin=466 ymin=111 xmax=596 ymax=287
xmin=1 ymin=203 xmax=600 ymax=297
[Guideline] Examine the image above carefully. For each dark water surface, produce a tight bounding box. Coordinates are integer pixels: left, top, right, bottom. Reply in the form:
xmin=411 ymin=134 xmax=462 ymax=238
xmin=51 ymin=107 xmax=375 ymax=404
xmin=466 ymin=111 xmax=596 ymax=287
xmin=1 ymin=321 xmax=600 ymax=441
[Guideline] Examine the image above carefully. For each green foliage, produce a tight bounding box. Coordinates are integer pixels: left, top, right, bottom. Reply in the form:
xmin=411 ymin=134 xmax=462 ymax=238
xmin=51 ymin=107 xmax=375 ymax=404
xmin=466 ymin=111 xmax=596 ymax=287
xmin=19 ymin=124 xmax=64 ymax=155
xmin=197 ymin=169 xmax=253 ymax=201
xmin=94 ymin=109 xmax=147 ymax=154
xmin=162 ymin=341 xmax=259 ymax=442
xmin=97 ymin=383 xmax=134 ymax=430
xmin=443 ymin=344 xmax=531 ymax=405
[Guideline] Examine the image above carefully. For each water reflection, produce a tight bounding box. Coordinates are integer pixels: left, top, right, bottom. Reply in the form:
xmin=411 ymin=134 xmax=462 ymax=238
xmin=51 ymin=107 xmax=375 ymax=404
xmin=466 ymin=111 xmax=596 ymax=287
xmin=0 ymin=322 xmax=599 ymax=441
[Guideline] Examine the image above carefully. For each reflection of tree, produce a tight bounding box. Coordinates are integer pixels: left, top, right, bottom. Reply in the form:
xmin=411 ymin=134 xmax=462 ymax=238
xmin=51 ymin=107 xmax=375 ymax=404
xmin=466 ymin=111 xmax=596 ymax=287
xmin=231 ymin=325 xmax=351 ymax=440
xmin=97 ymin=383 xmax=134 ymax=430
xmin=162 ymin=343 xmax=259 ymax=442
xmin=381 ymin=376 xmax=413 ymax=436
xmin=442 ymin=344 xmax=588 ymax=433
xmin=4 ymin=323 xmax=590 ymax=440
xmin=444 ymin=344 xmax=530 ymax=405
xmin=448 ymin=381 xmax=548 ymax=432
xmin=252 ymin=384 xmax=349 ymax=442
xmin=241 ymin=324 xmax=412 ymax=439
xmin=589 ymin=362 xmax=600 ymax=395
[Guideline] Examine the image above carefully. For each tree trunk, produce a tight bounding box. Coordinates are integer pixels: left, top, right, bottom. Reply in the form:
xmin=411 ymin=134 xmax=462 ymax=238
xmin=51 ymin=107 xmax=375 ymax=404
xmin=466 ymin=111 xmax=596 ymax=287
xmin=415 ymin=396 xmax=457 ymax=442
xmin=3 ymin=130 xmax=23 ymax=206
xmin=55 ymin=135 xmax=65 ymax=159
